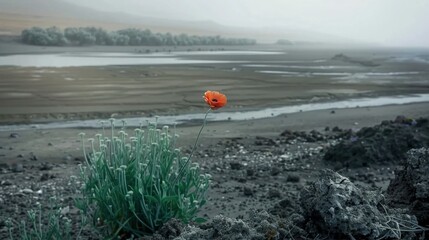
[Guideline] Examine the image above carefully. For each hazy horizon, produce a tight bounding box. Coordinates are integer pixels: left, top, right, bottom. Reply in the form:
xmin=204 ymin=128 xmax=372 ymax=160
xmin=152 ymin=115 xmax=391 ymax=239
xmin=57 ymin=0 xmax=429 ymax=48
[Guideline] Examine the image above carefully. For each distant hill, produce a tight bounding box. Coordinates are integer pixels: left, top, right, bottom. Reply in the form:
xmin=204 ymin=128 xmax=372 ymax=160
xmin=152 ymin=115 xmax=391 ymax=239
xmin=0 ymin=0 xmax=355 ymax=44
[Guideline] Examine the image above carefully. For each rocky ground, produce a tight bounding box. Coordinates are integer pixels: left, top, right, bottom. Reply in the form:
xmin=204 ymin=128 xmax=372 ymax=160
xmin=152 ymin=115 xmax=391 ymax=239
xmin=1 ymin=116 xmax=429 ymax=239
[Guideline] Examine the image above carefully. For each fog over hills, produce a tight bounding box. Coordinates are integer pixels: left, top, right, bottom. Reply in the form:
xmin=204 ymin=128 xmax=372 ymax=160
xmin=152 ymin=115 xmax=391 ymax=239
xmin=0 ymin=0 xmax=359 ymax=44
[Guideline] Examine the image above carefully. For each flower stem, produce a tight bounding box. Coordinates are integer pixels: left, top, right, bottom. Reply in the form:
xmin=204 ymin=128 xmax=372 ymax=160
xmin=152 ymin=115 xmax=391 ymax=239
xmin=188 ymin=108 xmax=211 ymax=162
xmin=176 ymin=108 xmax=211 ymax=180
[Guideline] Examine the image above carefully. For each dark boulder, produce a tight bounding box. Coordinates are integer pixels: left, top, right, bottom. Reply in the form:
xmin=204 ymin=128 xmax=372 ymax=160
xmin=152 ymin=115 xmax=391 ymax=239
xmin=387 ymin=148 xmax=429 ymax=226
xmin=324 ymin=117 xmax=429 ymax=168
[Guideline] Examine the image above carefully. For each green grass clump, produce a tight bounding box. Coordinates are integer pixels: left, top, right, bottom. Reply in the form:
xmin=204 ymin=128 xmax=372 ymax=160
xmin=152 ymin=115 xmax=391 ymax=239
xmin=77 ymin=119 xmax=211 ymax=238
xmin=6 ymin=198 xmax=83 ymax=240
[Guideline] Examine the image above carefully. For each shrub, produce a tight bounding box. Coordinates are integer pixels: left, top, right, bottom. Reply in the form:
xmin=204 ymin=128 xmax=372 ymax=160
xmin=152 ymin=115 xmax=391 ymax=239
xmin=77 ymin=119 xmax=211 ymax=238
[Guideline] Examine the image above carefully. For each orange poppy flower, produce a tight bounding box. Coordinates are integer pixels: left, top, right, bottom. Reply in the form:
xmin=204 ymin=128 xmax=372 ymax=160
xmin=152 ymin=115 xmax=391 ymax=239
xmin=204 ymin=91 xmax=227 ymax=110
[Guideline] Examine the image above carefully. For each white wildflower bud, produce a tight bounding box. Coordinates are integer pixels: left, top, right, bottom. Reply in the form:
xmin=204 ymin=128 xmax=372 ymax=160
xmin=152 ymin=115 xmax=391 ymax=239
xmin=87 ymin=138 xmax=94 ymax=143
xmin=175 ymin=134 xmax=180 ymax=138
xmin=109 ymin=118 xmax=115 ymax=123
xmin=192 ymin=163 xmax=199 ymax=168
xmin=120 ymin=165 xmax=127 ymax=170
xmin=162 ymin=125 xmax=169 ymax=131
xmin=95 ymin=133 xmax=102 ymax=138
xmin=78 ymin=132 xmax=86 ymax=137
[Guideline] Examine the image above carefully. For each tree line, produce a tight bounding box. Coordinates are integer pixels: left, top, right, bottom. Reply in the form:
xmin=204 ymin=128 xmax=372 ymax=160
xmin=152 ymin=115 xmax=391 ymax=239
xmin=21 ymin=26 xmax=257 ymax=46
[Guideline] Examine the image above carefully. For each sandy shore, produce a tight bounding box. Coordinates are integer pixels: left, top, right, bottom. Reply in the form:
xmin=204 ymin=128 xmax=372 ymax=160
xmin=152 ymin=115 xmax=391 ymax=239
xmin=2 ymin=102 xmax=428 ymax=165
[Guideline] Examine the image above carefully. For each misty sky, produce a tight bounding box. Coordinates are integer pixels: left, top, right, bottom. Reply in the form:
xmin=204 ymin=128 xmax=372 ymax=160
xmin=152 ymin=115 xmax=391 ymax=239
xmin=64 ymin=0 xmax=429 ymax=47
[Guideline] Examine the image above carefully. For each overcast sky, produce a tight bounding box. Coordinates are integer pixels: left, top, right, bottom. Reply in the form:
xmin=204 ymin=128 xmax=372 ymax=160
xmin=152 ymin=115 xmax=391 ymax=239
xmin=64 ymin=0 xmax=429 ymax=47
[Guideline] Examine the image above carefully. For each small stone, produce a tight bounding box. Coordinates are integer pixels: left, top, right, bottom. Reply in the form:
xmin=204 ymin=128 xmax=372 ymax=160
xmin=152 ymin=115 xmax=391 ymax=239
xmin=230 ymin=161 xmax=243 ymax=170
xmin=246 ymin=169 xmax=255 ymax=177
xmin=286 ymin=174 xmax=300 ymax=183
xmin=0 ymin=163 xmax=9 ymax=169
xmin=270 ymin=166 xmax=281 ymax=176
xmin=9 ymin=133 xmax=19 ymax=138
xmin=330 ymin=110 xmax=336 ymax=114
xmin=332 ymin=126 xmax=341 ymax=132
xmin=63 ymin=155 xmax=72 ymax=161
xmin=60 ymin=206 xmax=70 ymax=215
xmin=22 ymin=188 xmax=33 ymax=194
xmin=11 ymin=163 xmax=24 ymax=172
xmin=29 ymin=152 xmax=38 ymax=161
xmin=268 ymin=188 xmax=281 ymax=198
xmin=39 ymin=163 xmax=53 ymax=171
xmin=243 ymin=187 xmax=253 ymax=196
xmin=1 ymin=180 xmax=12 ymax=186
xmin=48 ymin=143 xmax=53 ymax=146
xmin=40 ymin=173 xmax=50 ymax=181
xmin=17 ymin=154 xmax=24 ymax=158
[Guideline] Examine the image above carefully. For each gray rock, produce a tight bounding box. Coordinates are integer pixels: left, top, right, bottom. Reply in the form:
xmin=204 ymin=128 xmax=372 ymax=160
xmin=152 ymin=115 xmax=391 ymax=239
xmin=300 ymin=169 xmax=421 ymax=239
xmin=60 ymin=206 xmax=70 ymax=215
xmin=387 ymin=148 xmax=429 ymax=226
xmin=229 ymin=161 xmax=243 ymax=170
xmin=22 ymin=188 xmax=33 ymax=194
xmin=9 ymin=133 xmax=19 ymax=138
xmin=174 ymin=215 xmax=258 ymax=240
xmin=243 ymin=187 xmax=253 ymax=196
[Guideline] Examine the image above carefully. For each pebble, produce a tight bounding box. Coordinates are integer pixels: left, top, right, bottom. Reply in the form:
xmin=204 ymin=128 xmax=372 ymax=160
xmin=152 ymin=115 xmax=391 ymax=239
xmin=21 ymin=188 xmax=34 ymax=194
xmin=268 ymin=188 xmax=281 ymax=198
xmin=230 ymin=161 xmax=243 ymax=170
xmin=60 ymin=206 xmax=70 ymax=215
xmin=39 ymin=163 xmax=53 ymax=171
xmin=286 ymin=174 xmax=300 ymax=183
xmin=11 ymin=163 xmax=24 ymax=172
xmin=29 ymin=152 xmax=38 ymax=161
xmin=9 ymin=133 xmax=19 ymax=138
xmin=243 ymin=187 xmax=253 ymax=196
xmin=1 ymin=180 xmax=12 ymax=186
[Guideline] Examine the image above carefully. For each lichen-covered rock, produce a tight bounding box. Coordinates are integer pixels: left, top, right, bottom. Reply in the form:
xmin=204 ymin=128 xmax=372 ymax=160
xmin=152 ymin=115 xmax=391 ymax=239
xmin=323 ymin=117 xmax=429 ymax=168
xmin=174 ymin=215 xmax=259 ymax=240
xmin=173 ymin=210 xmax=307 ymax=240
xmin=145 ymin=218 xmax=185 ymax=240
xmin=387 ymin=148 xmax=429 ymax=226
xmin=300 ymin=169 xmax=420 ymax=239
